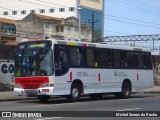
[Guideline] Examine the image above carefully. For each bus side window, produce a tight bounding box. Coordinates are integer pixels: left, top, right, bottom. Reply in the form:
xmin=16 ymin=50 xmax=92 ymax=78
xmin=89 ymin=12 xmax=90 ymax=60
xmin=70 ymin=47 xmax=83 ymax=67
xmin=54 ymin=46 xmax=69 ymax=76
xmin=55 ymin=50 xmax=67 ymax=68
xmin=85 ymin=48 xmax=95 ymax=67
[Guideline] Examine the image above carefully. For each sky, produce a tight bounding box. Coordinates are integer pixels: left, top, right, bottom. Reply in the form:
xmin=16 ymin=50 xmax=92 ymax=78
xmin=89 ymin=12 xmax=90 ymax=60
xmin=104 ymin=0 xmax=160 ymax=36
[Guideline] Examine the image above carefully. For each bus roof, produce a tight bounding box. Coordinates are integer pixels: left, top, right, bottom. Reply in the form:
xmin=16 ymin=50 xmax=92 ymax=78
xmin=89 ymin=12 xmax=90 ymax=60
xmin=51 ymin=39 xmax=151 ymax=52
xmin=19 ymin=39 xmax=151 ymax=52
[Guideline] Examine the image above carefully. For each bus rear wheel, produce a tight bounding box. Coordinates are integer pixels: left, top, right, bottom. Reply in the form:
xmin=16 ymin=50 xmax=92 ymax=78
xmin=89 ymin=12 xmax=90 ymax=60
xmin=115 ymin=81 xmax=131 ymax=99
xmin=68 ymin=84 xmax=80 ymax=102
xmin=37 ymin=95 xmax=50 ymax=102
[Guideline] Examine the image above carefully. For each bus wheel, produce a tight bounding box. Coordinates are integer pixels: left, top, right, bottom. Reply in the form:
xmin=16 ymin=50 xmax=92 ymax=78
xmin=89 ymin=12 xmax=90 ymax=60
xmin=37 ymin=95 xmax=50 ymax=102
xmin=115 ymin=82 xmax=131 ymax=99
xmin=68 ymin=84 xmax=80 ymax=102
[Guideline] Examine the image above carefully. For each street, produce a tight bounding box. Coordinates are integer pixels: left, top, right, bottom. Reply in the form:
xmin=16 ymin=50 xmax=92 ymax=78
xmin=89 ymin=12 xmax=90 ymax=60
xmin=0 ymin=93 xmax=160 ymax=120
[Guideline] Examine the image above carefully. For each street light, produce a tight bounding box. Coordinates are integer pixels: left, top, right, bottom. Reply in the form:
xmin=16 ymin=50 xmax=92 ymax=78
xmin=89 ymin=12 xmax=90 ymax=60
xmin=77 ymin=4 xmax=81 ymax=41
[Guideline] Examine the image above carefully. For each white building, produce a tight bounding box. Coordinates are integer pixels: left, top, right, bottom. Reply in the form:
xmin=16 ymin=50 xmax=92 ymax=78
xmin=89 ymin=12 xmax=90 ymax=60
xmin=0 ymin=0 xmax=104 ymax=41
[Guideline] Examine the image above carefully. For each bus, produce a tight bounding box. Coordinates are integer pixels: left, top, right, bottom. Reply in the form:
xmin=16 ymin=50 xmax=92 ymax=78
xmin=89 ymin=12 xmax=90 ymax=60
xmin=14 ymin=39 xmax=154 ymax=102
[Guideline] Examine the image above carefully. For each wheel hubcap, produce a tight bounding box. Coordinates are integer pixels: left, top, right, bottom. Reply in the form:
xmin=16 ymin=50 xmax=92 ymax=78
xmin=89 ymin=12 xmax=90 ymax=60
xmin=72 ymin=88 xmax=79 ymax=98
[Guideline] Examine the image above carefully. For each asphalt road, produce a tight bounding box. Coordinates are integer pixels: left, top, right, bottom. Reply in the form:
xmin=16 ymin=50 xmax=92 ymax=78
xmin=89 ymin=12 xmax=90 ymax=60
xmin=0 ymin=93 xmax=160 ymax=120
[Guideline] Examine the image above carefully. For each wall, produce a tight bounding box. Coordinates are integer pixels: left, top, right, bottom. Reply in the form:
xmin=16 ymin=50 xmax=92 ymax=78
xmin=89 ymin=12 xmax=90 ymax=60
xmin=16 ymin=14 xmax=43 ymax=41
xmin=152 ymin=55 xmax=160 ymax=86
xmin=0 ymin=45 xmax=15 ymax=91
xmin=0 ymin=0 xmax=77 ymax=20
xmin=0 ymin=62 xmax=14 ymax=91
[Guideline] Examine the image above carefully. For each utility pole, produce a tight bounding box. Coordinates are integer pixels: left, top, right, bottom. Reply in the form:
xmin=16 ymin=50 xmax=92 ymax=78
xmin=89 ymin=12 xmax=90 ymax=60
xmin=88 ymin=12 xmax=98 ymax=42
xmin=77 ymin=5 xmax=82 ymax=41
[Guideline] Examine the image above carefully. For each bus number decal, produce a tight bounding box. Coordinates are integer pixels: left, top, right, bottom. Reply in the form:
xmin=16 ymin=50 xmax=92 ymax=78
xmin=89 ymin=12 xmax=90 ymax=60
xmin=77 ymin=72 xmax=88 ymax=77
xmin=114 ymin=71 xmax=127 ymax=77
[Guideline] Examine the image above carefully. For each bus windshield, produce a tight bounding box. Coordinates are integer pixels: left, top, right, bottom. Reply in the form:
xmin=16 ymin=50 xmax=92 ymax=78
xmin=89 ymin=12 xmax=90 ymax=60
xmin=14 ymin=41 xmax=54 ymax=77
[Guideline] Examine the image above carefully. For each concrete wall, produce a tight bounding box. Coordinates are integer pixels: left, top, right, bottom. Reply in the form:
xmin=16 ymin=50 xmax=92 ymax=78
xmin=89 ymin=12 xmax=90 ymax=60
xmin=0 ymin=62 xmax=14 ymax=91
xmin=16 ymin=14 xmax=44 ymax=41
xmin=0 ymin=45 xmax=15 ymax=91
xmin=152 ymin=55 xmax=160 ymax=86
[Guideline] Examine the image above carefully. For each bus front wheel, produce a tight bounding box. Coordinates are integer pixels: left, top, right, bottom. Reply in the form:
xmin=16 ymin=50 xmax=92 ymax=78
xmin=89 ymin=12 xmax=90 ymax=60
xmin=68 ymin=84 xmax=80 ymax=102
xmin=115 ymin=81 xmax=131 ymax=99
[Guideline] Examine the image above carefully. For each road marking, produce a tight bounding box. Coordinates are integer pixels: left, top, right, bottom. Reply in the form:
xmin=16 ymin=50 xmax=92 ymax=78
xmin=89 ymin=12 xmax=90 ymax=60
xmin=35 ymin=117 xmax=63 ymax=120
xmin=34 ymin=105 xmax=51 ymax=107
xmin=34 ymin=103 xmax=75 ymax=107
xmin=116 ymin=108 xmax=142 ymax=111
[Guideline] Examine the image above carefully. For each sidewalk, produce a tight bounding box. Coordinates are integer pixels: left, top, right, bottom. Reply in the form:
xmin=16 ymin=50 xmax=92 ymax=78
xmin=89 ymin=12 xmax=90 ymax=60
xmin=0 ymin=86 xmax=160 ymax=102
xmin=139 ymin=86 xmax=160 ymax=93
xmin=0 ymin=91 xmax=35 ymax=102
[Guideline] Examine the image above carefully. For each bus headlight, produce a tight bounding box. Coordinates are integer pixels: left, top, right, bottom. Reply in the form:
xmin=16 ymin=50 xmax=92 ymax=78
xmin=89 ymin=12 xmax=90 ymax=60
xmin=40 ymin=83 xmax=49 ymax=88
xmin=14 ymin=84 xmax=23 ymax=88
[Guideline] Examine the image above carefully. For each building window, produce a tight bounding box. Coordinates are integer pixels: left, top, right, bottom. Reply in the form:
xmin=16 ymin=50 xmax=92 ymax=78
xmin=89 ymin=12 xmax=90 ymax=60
xmin=40 ymin=9 xmax=45 ymax=13
xmin=56 ymin=26 xmax=64 ymax=32
xmin=30 ymin=10 xmax=36 ymax=14
xmin=21 ymin=10 xmax=26 ymax=14
xmin=12 ymin=11 xmax=17 ymax=15
xmin=45 ymin=23 xmax=50 ymax=29
xmin=69 ymin=7 xmax=75 ymax=12
xmin=59 ymin=8 xmax=65 ymax=12
xmin=67 ymin=26 xmax=71 ymax=32
xmin=3 ymin=11 xmax=8 ymax=15
xmin=49 ymin=8 xmax=54 ymax=13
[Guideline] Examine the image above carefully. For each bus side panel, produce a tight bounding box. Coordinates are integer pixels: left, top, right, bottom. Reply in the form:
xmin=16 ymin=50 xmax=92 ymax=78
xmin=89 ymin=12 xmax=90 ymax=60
xmin=53 ymin=68 xmax=153 ymax=95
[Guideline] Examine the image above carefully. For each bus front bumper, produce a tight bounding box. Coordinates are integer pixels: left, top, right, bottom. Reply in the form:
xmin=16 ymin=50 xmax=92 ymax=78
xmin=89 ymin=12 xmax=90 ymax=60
xmin=14 ymin=87 xmax=54 ymax=97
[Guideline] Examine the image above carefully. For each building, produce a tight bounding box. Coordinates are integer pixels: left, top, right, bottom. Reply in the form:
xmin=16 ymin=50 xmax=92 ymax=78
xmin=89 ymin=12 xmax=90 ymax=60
xmin=16 ymin=14 xmax=91 ymax=41
xmin=0 ymin=17 xmax=16 ymax=43
xmin=0 ymin=0 xmax=104 ymax=41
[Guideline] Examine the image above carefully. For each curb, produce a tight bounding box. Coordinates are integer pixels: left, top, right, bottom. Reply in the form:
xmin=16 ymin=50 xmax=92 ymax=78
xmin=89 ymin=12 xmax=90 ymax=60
xmin=142 ymin=91 xmax=160 ymax=94
xmin=0 ymin=97 xmax=36 ymax=102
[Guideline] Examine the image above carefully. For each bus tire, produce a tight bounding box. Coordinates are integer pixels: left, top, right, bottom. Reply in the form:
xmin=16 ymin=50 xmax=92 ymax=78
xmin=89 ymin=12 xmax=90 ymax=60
xmin=68 ymin=84 xmax=80 ymax=102
xmin=37 ymin=95 xmax=50 ymax=102
xmin=115 ymin=81 xmax=131 ymax=99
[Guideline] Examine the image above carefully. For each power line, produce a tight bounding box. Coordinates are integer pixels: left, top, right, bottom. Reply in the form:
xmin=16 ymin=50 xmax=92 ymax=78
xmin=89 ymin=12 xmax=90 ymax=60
xmin=1 ymin=0 xmax=160 ymax=29
xmin=105 ymin=17 xmax=160 ymax=30
xmin=106 ymin=14 xmax=160 ymax=26
xmin=0 ymin=0 xmax=160 ymax=38
xmin=107 ymin=0 xmax=160 ymax=16
xmin=126 ymin=0 xmax=160 ymax=10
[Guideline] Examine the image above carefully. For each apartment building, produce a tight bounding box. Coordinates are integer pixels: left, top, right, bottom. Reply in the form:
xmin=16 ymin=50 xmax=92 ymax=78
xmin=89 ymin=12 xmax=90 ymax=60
xmin=0 ymin=0 xmax=104 ymax=41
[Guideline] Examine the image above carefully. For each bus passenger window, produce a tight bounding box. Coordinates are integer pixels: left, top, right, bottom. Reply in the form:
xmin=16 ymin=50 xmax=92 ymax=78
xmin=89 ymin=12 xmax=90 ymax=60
xmin=85 ymin=48 xmax=96 ymax=68
xmin=70 ymin=47 xmax=82 ymax=67
xmin=55 ymin=47 xmax=69 ymax=76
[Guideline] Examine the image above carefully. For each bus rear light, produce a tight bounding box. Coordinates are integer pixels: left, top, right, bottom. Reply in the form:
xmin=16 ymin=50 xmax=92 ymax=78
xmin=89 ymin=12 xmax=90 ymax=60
xmin=42 ymin=89 xmax=49 ymax=92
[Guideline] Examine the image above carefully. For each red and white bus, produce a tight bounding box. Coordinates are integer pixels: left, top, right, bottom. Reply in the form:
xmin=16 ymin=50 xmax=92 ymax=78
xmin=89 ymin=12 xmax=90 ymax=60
xmin=14 ymin=39 xmax=154 ymax=102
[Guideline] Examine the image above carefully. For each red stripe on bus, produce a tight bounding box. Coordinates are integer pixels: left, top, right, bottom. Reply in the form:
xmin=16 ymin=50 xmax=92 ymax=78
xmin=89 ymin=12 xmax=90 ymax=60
xmin=98 ymin=73 xmax=101 ymax=81
xmin=70 ymin=72 xmax=72 ymax=81
xmin=137 ymin=73 xmax=139 ymax=81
